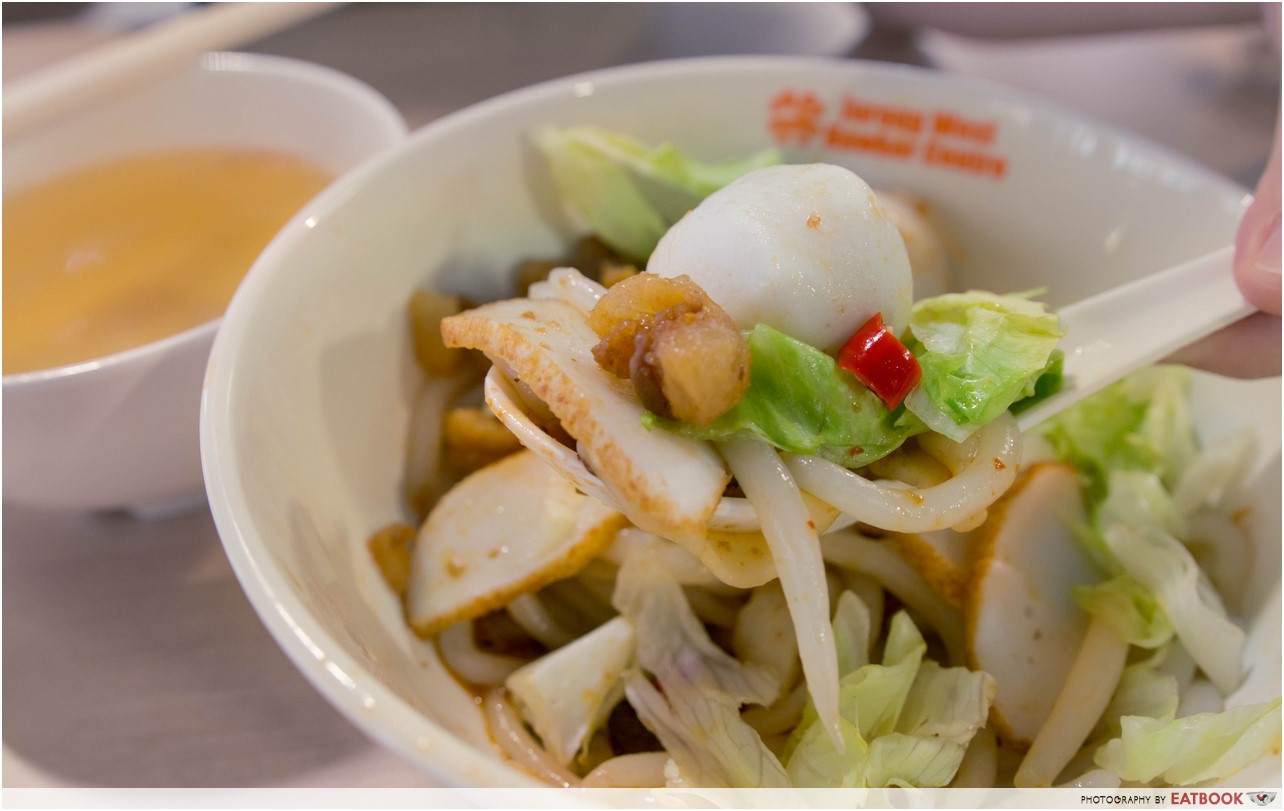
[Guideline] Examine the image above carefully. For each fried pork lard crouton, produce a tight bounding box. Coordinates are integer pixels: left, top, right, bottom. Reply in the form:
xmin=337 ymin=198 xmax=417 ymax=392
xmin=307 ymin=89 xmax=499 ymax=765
xmin=588 ymin=273 xmax=749 ymax=425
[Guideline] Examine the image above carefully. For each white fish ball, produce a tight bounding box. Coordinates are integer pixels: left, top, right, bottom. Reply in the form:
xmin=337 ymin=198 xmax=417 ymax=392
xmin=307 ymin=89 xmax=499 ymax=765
xmin=648 ymin=163 xmax=913 ymax=352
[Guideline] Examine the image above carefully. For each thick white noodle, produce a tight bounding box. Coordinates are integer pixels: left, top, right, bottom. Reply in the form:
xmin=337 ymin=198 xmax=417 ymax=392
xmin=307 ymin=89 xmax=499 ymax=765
xmin=602 ymin=528 xmax=742 ymax=594
xmin=481 ymin=688 xmax=579 ymax=787
xmin=821 ymin=530 xmax=965 ymax=664
xmin=918 ymin=429 xmax=980 ymax=473
xmin=836 ymin=571 xmax=885 ymax=651
xmin=403 ymin=375 xmax=469 ymax=506
xmin=1014 ymin=615 xmax=1129 ymax=788
xmin=437 ymin=622 xmax=526 ymax=686
xmin=505 ymin=594 xmax=576 ymax=650
xmin=580 ymin=752 xmax=670 ymax=788
xmin=867 ymin=442 xmax=953 ymax=488
xmin=718 ymin=438 xmax=842 ymax=751
xmin=1176 ymin=678 xmax=1225 ymax=718
xmin=488 ymin=330 xmax=1021 ymax=538
xmin=1059 ymin=769 xmax=1122 ymax=789
xmin=786 ymin=414 xmax=1021 ymax=533
xmin=1155 ymin=642 xmax=1198 ymax=696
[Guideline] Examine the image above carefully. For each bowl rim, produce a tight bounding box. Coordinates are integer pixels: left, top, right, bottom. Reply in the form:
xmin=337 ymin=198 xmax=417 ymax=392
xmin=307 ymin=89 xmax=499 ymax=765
xmin=2 ymin=50 xmax=407 ymax=389
xmin=201 ymin=54 xmax=1254 ymax=789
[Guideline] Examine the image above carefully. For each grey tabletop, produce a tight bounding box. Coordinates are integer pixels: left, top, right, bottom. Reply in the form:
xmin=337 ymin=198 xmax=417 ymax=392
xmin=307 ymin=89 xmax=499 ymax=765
xmin=2 ymin=1 xmax=1278 ymax=792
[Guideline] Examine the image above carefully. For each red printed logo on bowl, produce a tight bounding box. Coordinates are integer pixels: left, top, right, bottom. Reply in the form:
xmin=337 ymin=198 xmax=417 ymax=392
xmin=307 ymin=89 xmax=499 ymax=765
xmin=767 ymin=89 xmax=1008 ymax=179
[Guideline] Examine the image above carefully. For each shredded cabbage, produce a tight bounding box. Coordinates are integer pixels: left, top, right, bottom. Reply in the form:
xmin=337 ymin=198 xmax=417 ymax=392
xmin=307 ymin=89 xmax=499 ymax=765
xmin=1104 ymin=519 xmax=1245 ymax=696
xmin=624 ymin=670 xmax=790 ymax=788
xmin=1084 ymin=470 xmax=1244 ymax=696
xmin=1044 ymin=370 xmax=1249 ymax=699
xmin=1096 ymin=468 xmax=1185 ymax=540
xmin=1074 ymin=575 xmax=1175 ymax=649
xmin=534 ymin=126 xmax=778 ymax=261
xmin=611 ymin=552 xmax=789 ymax=787
xmin=785 ymin=608 xmax=994 ymax=788
xmin=1091 ymin=651 xmax=1181 ymax=743
xmin=504 ymin=616 xmax=635 ymax=766
xmin=1171 ymin=429 xmax=1256 ymax=516
xmin=1039 ymin=366 xmax=1198 ymax=502
xmin=831 ymin=590 xmax=872 ymax=677
xmin=613 ymin=554 xmax=778 ymax=706
xmin=904 ymin=290 xmax=1063 ymax=441
xmin=1095 ymin=699 xmax=1282 ymax=785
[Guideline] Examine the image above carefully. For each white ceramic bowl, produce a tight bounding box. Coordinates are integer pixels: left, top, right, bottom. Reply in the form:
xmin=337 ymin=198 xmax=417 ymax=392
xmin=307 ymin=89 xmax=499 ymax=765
xmin=3 ymin=52 xmax=407 ymax=513
xmin=202 ymin=57 xmax=1281 ymax=788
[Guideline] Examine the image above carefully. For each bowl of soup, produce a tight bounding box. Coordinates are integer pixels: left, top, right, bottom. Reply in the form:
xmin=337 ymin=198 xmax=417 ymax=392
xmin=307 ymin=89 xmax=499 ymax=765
xmin=3 ymin=51 xmax=407 ymax=513
xmin=201 ymin=57 xmax=1279 ymax=791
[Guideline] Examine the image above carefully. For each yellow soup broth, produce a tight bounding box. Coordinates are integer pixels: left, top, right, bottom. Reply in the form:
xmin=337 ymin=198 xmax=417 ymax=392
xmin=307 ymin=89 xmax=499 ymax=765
xmin=3 ymin=148 xmax=333 ymax=374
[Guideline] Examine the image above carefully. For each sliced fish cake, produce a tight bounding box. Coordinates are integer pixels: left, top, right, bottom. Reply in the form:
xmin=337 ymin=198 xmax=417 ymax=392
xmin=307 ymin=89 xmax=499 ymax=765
xmin=443 ymin=297 xmax=729 ymax=544
xmin=964 ymin=462 xmax=1100 ymax=748
xmin=407 ymin=449 xmax=626 ymax=637
xmin=892 ymin=528 xmax=977 ymax=608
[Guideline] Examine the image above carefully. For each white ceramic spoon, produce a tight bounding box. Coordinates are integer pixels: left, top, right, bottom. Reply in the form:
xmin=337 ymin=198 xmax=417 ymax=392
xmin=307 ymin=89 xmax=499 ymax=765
xmin=1015 ymin=245 xmax=1251 ymax=432
xmin=485 ymin=245 xmax=1253 ymax=533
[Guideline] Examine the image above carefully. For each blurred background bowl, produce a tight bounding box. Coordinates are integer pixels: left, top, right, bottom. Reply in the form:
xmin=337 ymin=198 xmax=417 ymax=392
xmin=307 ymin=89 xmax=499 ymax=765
xmin=3 ymin=51 xmax=407 ymax=514
xmin=200 ymin=56 xmax=1280 ymax=786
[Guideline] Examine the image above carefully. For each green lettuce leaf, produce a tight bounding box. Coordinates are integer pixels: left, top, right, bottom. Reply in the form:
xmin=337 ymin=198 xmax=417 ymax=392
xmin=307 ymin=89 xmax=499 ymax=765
xmin=1074 ymin=575 xmax=1175 ymax=649
xmin=1045 ymin=377 xmax=1245 ymax=695
xmin=786 ymin=715 xmax=870 ymax=789
xmin=504 ymin=616 xmax=634 ymax=766
xmin=903 ymin=290 xmax=1063 ymax=441
xmin=1010 ymin=349 xmax=1064 ymax=414
xmin=785 ymin=611 xmax=994 ymax=788
xmin=865 ymin=733 xmax=971 ymax=789
xmin=614 ymin=554 xmax=787 ymax=787
xmin=832 ymin=590 xmax=873 ymax=677
xmin=1104 ymin=520 xmax=1245 ymax=696
xmin=895 ymin=661 xmax=995 ymax=746
xmin=613 ymin=554 xmax=778 ymax=706
xmin=1095 ymin=469 xmax=1184 ymax=540
xmin=534 ymin=126 xmax=778 ymax=261
xmin=840 ymin=611 xmax=926 ymax=740
xmin=651 ymin=325 xmax=924 ymax=469
xmin=1082 ymin=470 xmax=1244 ymax=695
xmin=1090 ymin=651 xmax=1181 ymax=743
xmin=861 ymin=658 xmax=997 ymax=789
xmin=648 ymin=296 xmax=1060 ymax=462
xmin=624 ymin=671 xmax=790 ymax=789
xmin=1094 ymin=700 xmax=1282 ymax=786
xmin=1039 ymin=366 xmax=1197 ymax=502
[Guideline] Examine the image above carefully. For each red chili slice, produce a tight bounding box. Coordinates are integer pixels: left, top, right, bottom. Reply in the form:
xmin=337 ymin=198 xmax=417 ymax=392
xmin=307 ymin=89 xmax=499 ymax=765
xmin=837 ymin=313 xmax=922 ymax=410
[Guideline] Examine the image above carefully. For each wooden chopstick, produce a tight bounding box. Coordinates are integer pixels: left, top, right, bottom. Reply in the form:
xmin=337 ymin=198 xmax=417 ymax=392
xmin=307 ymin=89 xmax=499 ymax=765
xmin=3 ymin=2 xmax=337 ymax=140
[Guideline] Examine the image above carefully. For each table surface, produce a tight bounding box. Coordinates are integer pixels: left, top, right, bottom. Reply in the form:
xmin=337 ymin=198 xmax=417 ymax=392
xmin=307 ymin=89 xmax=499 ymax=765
xmin=2 ymin=2 xmax=1278 ymax=792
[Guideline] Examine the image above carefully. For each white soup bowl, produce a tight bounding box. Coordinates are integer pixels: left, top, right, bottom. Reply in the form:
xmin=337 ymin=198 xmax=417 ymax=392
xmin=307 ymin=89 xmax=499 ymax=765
xmin=4 ymin=52 xmax=407 ymax=513
xmin=201 ymin=57 xmax=1280 ymax=788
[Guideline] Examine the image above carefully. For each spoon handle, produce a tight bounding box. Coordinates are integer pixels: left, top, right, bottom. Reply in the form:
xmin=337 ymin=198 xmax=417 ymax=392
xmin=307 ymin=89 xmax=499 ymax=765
xmin=1016 ymin=245 xmax=1252 ymax=432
